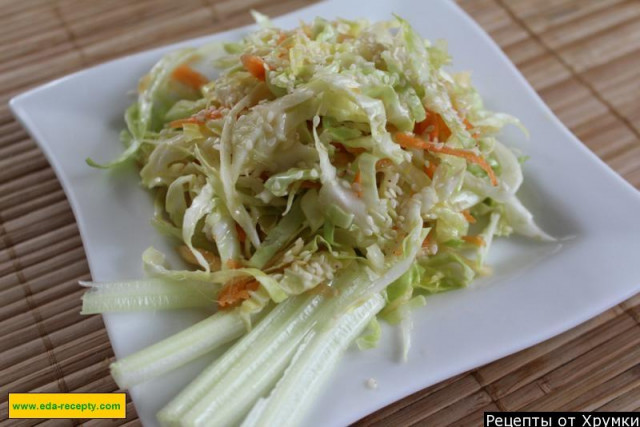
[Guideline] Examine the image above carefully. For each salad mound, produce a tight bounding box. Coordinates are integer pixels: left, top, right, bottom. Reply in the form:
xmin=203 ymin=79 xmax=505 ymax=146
xmin=83 ymin=14 xmax=550 ymax=427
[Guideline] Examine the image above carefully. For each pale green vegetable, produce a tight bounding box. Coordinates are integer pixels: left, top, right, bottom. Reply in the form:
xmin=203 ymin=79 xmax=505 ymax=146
xmin=241 ymin=293 xmax=385 ymax=427
xmin=177 ymin=263 xmax=380 ymax=427
xmin=157 ymin=293 xmax=324 ymax=425
xmin=111 ymin=310 xmax=248 ymax=389
xmin=80 ymin=279 xmax=216 ymax=314
xmin=83 ymin=14 xmax=550 ymax=427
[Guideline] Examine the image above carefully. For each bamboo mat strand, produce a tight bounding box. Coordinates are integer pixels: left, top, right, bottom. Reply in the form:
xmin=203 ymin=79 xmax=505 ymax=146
xmin=1 ymin=0 xmax=639 ymax=425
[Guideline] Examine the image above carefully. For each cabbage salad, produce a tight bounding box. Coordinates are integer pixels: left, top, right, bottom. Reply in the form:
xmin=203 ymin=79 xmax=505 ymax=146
xmin=82 ymin=14 xmax=550 ymax=427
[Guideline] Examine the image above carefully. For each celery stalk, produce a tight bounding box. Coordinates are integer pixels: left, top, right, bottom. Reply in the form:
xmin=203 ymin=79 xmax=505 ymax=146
xmin=242 ymin=294 xmax=385 ymax=427
xmin=157 ymin=293 xmax=322 ymax=426
xmin=80 ymin=279 xmax=216 ymax=314
xmin=181 ymin=313 xmax=315 ymax=427
xmin=110 ymin=310 xmax=247 ymax=389
xmin=172 ymin=264 xmax=377 ymax=427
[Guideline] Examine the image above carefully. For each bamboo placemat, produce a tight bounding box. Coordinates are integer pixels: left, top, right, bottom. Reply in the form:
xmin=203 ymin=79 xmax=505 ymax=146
xmin=1 ymin=0 xmax=639 ymax=425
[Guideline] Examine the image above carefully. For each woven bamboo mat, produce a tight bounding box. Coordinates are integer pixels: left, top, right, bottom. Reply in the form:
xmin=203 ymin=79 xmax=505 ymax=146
xmin=1 ymin=0 xmax=639 ymax=425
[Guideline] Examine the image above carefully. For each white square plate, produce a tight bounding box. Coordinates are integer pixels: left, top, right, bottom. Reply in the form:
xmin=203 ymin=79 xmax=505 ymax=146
xmin=10 ymin=0 xmax=640 ymax=425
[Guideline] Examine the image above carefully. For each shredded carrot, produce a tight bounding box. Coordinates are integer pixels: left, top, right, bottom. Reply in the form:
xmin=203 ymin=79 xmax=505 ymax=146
xmin=235 ymin=223 xmax=246 ymax=244
xmin=462 ymin=209 xmax=476 ymax=224
xmin=169 ymin=117 xmax=201 ymax=128
xmin=414 ymin=116 xmax=431 ymax=136
xmin=353 ymin=170 xmax=362 ymax=198
xmin=433 ymin=113 xmax=452 ymax=141
xmin=226 ymin=259 xmax=243 ymax=269
xmin=376 ymin=158 xmax=393 ymax=170
xmin=345 ymin=146 xmax=366 ymax=155
xmin=168 ymin=108 xmax=222 ymax=128
xmin=300 ymin=180 xmax=322 ymax=189
xmin=241 ymin=54 xmax=267 ymax=81
xmin=206 ymin=109 xmax=223 ymax=119
xmin=218 ymin=278 xmax=260 ymax=309
xmin=463 ymin=118 xmax=473 ymax=131
xmin=395 ymin=133 xmax=498 ymax=186
xmin=463 ymin=117 xmax=481 ymax=139
xmin=276 ymin=31 xmax=292 ymax=59
xmin=422 ymin=162 xmax=437 ymax=180
xmin=422 ymin=230 xmax=434 ymax=248
xmin=171 ymin=64 xmax=208 ymax=90
xmin=462 ymin=235 xmax=486 ymax=247
xmin=429 ymin=115 xmax=440 ymax=141
xmin=414 ymin=110 xmax=451 ymax=142
xmin=395 ymin=132 xmax=431 ymax=150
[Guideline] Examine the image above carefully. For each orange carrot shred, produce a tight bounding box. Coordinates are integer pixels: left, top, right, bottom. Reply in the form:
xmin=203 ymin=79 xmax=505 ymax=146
xmin=169 ymin=117 xmax=201 ymax=128
xmin=344 ymin=146 xmax=366 ymax=155
xmin=432 ymin=113 xmax=452 ymax=141
xmin=235 ymin=223 xmax=246 ymax=244
xmin=395 ymin=132 xmax=431 ymax=150
xmin=353 ymin=170 xmax=362 ymax=198
xmin=168 ymin=108 xmax=222 ymax=128
xmin=218 ymin=278 xmax=260 ymax=309
xmin=395 ymin=132 xmax=498 ymax=186
xmin=171 ymin=64 xmax=208 ymax=90
xmin=206 ymin=109 xmax=222 ymax=120
xmin=422 ymin=230 xmax=434 ymax=248
xmin=464 ymin=118 xmax=474 ymax=130
xmin=241 ymin=54 xmax=267 ymax=81
xmin=429 ymin=116 xmax=440 ymax=141
xmin=422 ymin=162 xmax=437 ymax=180
xmin=414 ymin=116 xmax=431 ymax=136
xmin=462 ymin=210 xmax=476 ymax=224
xmin=463 ymin=117 xmax=481 ymax=139
xmin=462 ymin=235 xmax=486 ymax=246
xmin=414 ymin=110 xmax=451 ymax=142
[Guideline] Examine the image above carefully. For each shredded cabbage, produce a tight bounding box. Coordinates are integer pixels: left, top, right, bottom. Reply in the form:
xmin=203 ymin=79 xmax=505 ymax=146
xmin=84 ymin=15 xmax=551 ymax=427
